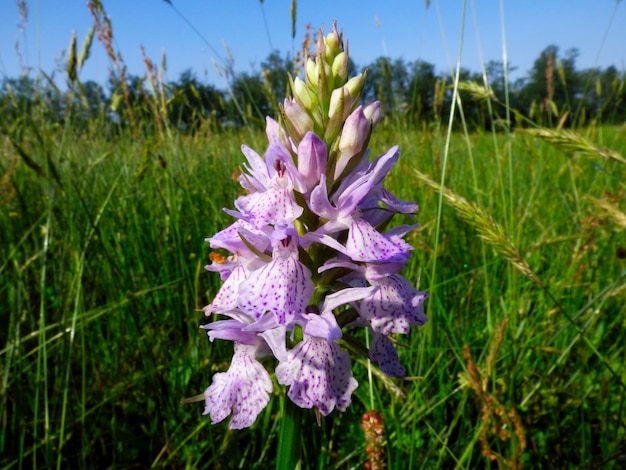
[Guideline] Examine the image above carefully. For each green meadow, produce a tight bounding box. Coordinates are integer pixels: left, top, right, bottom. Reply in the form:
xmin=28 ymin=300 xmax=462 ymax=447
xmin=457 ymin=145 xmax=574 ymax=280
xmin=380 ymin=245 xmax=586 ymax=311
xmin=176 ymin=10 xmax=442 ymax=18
xmin=2 ymin=4 xmax=626 ymax=469
xmin=3 ymin=112 xmax=625 ymax=467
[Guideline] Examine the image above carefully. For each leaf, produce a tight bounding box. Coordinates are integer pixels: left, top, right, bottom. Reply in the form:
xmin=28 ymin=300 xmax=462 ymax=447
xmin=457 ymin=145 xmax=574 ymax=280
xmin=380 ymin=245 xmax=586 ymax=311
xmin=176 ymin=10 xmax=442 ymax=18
xmin=9 ymin=137 xmax=45 ymax=178
xmin=291 ymin=0 xmax=297 ymax=39
xmin=78 ymin=25 xmax=96 ymax=70
xmin=67 ymin=30 xmax=78 ymax=83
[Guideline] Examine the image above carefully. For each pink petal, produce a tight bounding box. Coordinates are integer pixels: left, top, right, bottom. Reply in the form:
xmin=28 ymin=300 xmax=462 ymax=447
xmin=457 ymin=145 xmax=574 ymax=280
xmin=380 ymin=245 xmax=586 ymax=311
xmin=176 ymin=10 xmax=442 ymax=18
xmin=346 ymin=218 xmax=412 ymax=263
xmin=235 ymin=187 xmax=303 ymax=228
xmin=369 ymin=334 xmax=406 ymax=378
xmin=297 ymin=132 xmax=327 ymax=193
xmin=206 ymin=220 xmax=271 ymax=257
xmin=240 ymin=145 xmax=270 ymax=192
xmin=203 ymin=343 xmax=272 ymax=429
xmin=204 ymin=265 xmax=249 ymax=314
xmin=238 ymin=256 xmax=314 ymax=325
xmin=359 ymin=274 xmax=428 ymax=335
xmin=275 ymin=337 xmax=358 ymax=415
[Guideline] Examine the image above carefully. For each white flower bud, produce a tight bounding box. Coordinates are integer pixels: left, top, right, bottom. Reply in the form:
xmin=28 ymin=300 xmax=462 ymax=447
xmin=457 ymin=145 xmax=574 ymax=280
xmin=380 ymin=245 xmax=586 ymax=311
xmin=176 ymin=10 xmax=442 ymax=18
xmin=328 ymin=87 xmax=352 ymax=122
xmin=293 ymin=77 xmax=317 ymax=110
xmin=305 ymin=59 xmax=318 ymax=87
xmin=363 ymin=101 xmax=383 ymax=128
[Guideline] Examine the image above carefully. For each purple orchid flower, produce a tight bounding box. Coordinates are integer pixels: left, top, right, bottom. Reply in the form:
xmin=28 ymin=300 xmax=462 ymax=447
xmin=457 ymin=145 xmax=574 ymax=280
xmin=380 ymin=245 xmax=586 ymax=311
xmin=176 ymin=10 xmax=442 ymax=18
xmin=369 ymin=333 xmax=406 ymax=378
xmin=237 ymin=226 xmax=314 ymax=325
xmin=360 ymin=274 xmax=429 ymax=335
xmin=276 ymin=336 xmax=358 ymax=415
xmin=274 ymin=287 xmax=375 ymax=414
xmin=233 ymin=144 xmax=305 ymax=228
xmin=203 ymin=343 xmax=273 ymax=430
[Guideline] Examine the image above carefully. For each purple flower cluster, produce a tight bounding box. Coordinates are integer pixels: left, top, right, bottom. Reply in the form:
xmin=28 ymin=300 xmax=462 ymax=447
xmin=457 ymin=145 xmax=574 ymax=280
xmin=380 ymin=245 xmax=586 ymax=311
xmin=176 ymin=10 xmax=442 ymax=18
xmin=199 ymin=24 xmax=428 ymax=429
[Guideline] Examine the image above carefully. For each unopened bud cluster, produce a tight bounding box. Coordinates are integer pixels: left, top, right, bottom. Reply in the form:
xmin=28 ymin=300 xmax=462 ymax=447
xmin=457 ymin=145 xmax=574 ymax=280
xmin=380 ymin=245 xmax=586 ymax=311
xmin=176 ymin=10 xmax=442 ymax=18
xmin=282 ymin=24 xmax=381 ymax=186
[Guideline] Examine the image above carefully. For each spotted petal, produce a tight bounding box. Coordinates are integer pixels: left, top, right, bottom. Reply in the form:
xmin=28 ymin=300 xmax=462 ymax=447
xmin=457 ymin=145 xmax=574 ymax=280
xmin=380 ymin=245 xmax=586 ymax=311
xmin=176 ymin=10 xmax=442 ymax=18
xmin=369 ymin=333 xmax=406 ymax=378
xmin=359 ymin=274 xmax=428 ymax=335
xmin=206 ymin=220 xmax=271 ymax=257
xmin=346 ymin=218 xmax=413 ymax=263
xmin=240 ymin=145 xmax=270 ymax=192
xmin=238 ymin=230 xmax=314 ymax=325
xmin=203 ymin=343 xmax=272 ymax=429
xmin=235 ymin=187 xmax=303 ymax=228
xmin=275 ymin=337 xmax=358 ymax=415
xmin=203 ymin=265 xmax=249 ymax=315
xmin=238 ymin=258 xmax=313 ymax=324
xmin=201 ymin=319 xmax=258 ymax=345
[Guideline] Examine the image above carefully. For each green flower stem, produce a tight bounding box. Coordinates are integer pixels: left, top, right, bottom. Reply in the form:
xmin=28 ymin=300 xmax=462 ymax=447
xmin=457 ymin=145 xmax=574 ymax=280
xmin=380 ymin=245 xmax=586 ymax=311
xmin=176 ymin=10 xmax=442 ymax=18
xmin=276 ymin=398 xmax=303 ymax=470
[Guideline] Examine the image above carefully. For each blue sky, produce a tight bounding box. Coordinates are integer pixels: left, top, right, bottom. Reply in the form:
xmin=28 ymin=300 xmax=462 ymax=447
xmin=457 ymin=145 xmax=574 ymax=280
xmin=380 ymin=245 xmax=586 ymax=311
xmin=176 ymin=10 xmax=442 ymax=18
xmin=1 ymin=1 xmax=624 ymax=90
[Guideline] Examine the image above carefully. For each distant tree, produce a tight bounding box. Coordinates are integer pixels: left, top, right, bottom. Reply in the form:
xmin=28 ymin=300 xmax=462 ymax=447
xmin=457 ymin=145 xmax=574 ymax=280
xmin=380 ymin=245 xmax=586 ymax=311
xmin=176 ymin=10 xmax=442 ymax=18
xmin=1 ymin=75 xmax=65 ymax=129
xmin=4 ymin=41 xmax=624 ymax=133
xmin=483 ymin=60 xmax=519 ymax=102
xmin=106 ymin=73 xmax=153 ymax=128
xmin=167 ymin=69 xmax=226 ymax=131
xmin=260 ymin=51 xmax=295 ymax=105
xmin=444 ymin=68 xmax=487 ymax=129
xmin=477 ymin=60 xmax=523 ymax=128
xmin=520 ymin=45 xmax=581 ymax=125
xmin=575 ymin=65 xmax=626 ymax=124
xmin=361 ymin=57 xmax=410 ymax=117
xmin=598 ymin=66 xmax=626 ymax=122
xmin=1 ymin=75 xmax=39 ymax=126
xmin=229 ymin=71 xmax=272 ymax=127
xmin=405 ymin=60 xmax=437 ymax=122
xmin=72 ymin=80 xmax=107 ymax=125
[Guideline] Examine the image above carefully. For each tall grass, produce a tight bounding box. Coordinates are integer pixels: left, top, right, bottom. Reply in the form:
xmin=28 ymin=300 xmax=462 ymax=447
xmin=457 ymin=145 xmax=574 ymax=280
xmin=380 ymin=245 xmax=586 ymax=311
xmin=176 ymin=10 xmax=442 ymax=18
xmin=2 ymin=2 xmax=626 ymax=469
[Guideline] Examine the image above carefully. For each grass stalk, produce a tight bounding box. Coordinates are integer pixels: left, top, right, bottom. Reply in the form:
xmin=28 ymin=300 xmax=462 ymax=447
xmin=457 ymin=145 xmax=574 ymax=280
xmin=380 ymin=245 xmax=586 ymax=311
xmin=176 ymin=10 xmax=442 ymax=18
xmin=35 ymin=190 xmax=54 ymax=468
xmin=428 ymin=0 xmax=467 ymax=324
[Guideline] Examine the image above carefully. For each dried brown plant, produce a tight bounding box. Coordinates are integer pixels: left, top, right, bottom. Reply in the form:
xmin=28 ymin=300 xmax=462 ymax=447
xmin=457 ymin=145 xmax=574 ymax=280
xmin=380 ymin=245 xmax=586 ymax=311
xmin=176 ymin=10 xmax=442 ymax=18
xmin=294 ymin=22 xmax=314 ymax=70
xmin=588 ymin=193 xmax=626 ymax=231
xmin=140 ymin=45 xmax=165 ymax=132
xmin=546 ymin=50 xmax=555 ymax=104
xmin=0 ymin=150 xmax=18 ymax=204
xmin=462 ymin=321 xmax=526 ymax=469
xmin=87 ymin=0 xmax=133 ymax=123
xmin=361 ymin=410 xmax=386 ymax=470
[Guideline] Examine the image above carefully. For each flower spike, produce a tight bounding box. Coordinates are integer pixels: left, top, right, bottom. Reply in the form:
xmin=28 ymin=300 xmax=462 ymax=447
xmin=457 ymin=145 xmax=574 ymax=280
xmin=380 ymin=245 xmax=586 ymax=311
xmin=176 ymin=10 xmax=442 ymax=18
xmin=193 ymin=22 xmax=428 ymax=430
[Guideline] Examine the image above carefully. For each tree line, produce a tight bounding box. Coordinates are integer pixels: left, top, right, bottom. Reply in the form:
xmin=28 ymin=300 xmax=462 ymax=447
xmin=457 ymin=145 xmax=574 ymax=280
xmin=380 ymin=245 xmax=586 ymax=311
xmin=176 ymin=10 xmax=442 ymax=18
xmin=2 ymin=44 xmax=625 ymax=134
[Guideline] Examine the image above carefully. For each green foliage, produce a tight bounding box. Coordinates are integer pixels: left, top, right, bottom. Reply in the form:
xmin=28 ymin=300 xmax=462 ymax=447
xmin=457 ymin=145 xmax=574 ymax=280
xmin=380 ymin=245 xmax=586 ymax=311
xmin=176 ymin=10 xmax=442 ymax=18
xmin=167 ymin=69 xmax=227 ymax=131
xmin=261 ymin=51 xmax=296 ymax=107
xmin=518 ymin=45 xmax=582 ymax=126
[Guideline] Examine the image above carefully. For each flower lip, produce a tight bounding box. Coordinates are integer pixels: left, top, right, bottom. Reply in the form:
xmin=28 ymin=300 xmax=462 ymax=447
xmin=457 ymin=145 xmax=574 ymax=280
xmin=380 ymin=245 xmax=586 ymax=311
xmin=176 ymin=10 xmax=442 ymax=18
xmin=203 ymin=343 xmax=273 ymax=430
xmin=275 ymin=337 xmax=358 ymax=416
xmin=237 ymin=228 xmax=314 ymax=325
